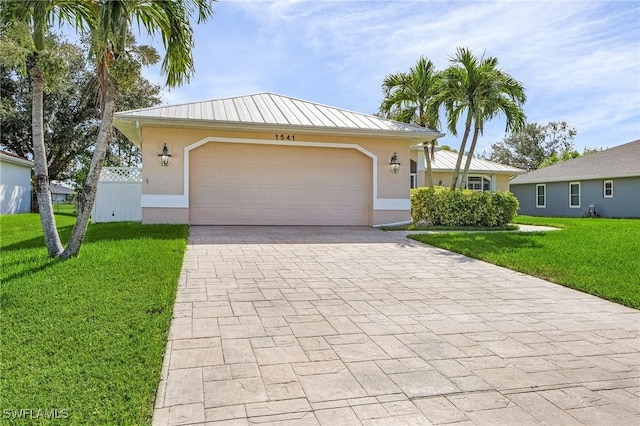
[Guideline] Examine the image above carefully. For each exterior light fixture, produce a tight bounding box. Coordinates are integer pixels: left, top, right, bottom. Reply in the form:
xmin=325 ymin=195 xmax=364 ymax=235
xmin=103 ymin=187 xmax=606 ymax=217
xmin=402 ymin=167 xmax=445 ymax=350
xmin=389 ymin=152 xmax=401 ymax=174
xmin=158 ymin=143 xmax=172 ymax=167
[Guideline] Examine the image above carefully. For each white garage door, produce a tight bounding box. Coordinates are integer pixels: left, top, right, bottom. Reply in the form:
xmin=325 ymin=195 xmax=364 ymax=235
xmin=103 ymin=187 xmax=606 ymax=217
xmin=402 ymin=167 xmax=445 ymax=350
xmin=189 ymin=142 xmax=372 ymax=225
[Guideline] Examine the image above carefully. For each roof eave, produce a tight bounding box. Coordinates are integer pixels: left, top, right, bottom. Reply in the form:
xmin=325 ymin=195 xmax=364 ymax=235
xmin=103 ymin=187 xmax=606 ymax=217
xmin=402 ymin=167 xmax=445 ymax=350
xmin=511 ymin=172 xmax=640 ymax=185
xmin=0 ymin=152 xmax=34 ymax=167
xmin=114 ymin=116 xmax=445 ymax=147
xmin=431 ymin=168 xmax=526 ymax=175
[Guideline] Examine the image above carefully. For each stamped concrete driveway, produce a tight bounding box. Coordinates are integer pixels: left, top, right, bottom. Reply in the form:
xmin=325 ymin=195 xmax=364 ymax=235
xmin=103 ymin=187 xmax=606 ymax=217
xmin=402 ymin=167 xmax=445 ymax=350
xmin=153 ymin=227 xmax=639 ymax=426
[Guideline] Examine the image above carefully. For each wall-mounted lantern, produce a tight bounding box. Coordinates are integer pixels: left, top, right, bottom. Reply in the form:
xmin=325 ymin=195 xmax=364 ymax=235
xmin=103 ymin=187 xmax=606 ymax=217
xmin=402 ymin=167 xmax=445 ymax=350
xmin=158 ymin=143 xmax=172 ymax=167
xmin=389 ymin=152 xmax=401 ymax=174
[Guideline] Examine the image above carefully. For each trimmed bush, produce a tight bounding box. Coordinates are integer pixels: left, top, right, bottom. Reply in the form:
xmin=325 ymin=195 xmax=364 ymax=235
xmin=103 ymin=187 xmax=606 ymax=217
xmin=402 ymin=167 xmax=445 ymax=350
xmin=411 ymin=186 xmax=519 ymax=227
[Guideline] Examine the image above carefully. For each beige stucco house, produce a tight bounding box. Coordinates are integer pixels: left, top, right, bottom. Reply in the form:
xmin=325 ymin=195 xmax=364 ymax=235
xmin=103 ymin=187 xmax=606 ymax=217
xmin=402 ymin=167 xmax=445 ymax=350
xmin=410 ymin=146 xmax=525 ymax=191
xmin=113 ymin=93 xmax=443 ymax=226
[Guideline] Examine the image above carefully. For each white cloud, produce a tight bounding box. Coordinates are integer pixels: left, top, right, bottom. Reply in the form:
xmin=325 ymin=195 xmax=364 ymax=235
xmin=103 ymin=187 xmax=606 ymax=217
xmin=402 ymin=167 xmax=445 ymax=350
xmin=134 ymin=0 xmax=639 ymax=152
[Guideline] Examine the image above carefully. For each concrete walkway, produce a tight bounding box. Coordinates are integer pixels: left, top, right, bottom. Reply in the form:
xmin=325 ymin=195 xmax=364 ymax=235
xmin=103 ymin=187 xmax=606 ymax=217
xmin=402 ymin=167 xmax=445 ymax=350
xmin=153 ymin=227 xmax=639 ymax=426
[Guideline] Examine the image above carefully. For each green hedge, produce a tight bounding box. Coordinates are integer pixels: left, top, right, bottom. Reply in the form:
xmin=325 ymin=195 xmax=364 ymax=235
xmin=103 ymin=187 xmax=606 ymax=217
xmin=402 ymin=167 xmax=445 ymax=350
xmin=411 ymin=186 xmax=519 ymax=227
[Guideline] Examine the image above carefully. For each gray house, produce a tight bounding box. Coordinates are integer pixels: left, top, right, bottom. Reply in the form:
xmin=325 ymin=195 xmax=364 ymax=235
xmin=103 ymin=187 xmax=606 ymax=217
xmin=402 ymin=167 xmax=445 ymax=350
xmin=510 ymin=140 xmax=639 ymax=218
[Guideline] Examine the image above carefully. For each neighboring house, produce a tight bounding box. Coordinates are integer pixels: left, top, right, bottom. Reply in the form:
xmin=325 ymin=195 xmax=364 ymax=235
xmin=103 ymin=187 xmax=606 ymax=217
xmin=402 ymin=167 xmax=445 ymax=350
xmin=0 ymin=150 xmax=33 ymax=214
xmin=410 ymin=146 xmax=526 ymax=191
xmin=510 ymin=139 xmax=640 ymax=218
xmin=112 ymin=92 xmax=443 ymax=226
xmin=50 ymin=183 xmax=75 ymax=203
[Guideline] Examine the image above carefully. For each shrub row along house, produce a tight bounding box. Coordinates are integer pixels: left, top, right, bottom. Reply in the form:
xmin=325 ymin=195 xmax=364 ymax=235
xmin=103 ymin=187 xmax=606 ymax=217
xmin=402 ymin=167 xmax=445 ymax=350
xmin=510 ymin=139 xmax=640 ymax=218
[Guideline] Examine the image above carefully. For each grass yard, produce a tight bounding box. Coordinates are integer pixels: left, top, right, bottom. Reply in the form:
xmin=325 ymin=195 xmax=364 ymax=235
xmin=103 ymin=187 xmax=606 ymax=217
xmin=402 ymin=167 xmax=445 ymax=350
xmin=408 ymin=216 xmax=640 ymax=309
xmin=0 ymin=212 xmax=188 ymax=424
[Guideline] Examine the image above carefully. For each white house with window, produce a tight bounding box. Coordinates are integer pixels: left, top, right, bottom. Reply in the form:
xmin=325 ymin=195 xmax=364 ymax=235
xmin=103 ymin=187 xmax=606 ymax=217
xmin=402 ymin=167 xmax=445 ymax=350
xmin=410 ymin=146 xmax=526 ymax=191
xmin=510 ymin=140 xmax=640 ymax=218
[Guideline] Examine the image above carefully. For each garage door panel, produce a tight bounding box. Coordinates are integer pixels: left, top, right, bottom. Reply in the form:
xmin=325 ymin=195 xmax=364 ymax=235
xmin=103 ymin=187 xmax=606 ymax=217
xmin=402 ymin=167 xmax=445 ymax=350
xmin=190 ymin=143 xmax=371 ymax=225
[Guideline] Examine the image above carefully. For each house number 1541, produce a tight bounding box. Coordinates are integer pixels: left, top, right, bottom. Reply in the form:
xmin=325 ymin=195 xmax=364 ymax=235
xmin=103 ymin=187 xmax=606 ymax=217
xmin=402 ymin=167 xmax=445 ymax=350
xmin=275 ymin=134 xmax=295 ymax=141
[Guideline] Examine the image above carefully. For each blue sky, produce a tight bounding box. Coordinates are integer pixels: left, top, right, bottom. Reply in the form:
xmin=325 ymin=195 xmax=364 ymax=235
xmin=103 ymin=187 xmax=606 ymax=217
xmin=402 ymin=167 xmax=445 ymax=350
xmin=136 ymin=0 xmax=639 ymax=155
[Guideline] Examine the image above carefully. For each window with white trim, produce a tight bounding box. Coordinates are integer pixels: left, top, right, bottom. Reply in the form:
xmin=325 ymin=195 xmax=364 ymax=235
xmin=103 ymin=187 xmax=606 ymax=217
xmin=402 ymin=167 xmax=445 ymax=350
xmin=466 ymin=176 xmax=491 ymax=192
xmin=604 ymin=180 xmax=613 ymax=198
xmin=569 ymin=182 xmax=580 ymax=208
xmin=536 ymin=184 xmax=546 ymax=208
xmin=410 ymin=173 xmax=417 ymax=189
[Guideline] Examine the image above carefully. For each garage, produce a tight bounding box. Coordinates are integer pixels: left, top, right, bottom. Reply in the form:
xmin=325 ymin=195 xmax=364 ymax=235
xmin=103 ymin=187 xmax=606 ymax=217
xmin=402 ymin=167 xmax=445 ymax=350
xmin=189 ymin=142 xmax=372 ymax=225
xmin=113 ymin=93 xmax=443 ymax=226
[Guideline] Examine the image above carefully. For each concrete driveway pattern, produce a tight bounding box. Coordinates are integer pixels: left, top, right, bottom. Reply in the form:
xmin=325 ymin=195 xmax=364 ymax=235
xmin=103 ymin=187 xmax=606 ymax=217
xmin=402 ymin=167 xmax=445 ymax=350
xmin=153 ymin=227 xmax=639 ymax=426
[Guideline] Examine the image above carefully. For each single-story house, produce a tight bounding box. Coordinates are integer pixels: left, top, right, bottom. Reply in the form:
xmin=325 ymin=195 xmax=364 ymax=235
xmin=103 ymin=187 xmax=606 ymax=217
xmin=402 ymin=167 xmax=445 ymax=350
xmin=0 ymin=150 xmax=33 ymax=214
xmin=113 ymin=92 xmax=443 ymax=226
xmin=50 ymin=183 xmax=75 ymax=203
xmin=510 ymin=139 xmax=640 ymax=218
xmin=410 ymin=145 xmax=526 ymax=191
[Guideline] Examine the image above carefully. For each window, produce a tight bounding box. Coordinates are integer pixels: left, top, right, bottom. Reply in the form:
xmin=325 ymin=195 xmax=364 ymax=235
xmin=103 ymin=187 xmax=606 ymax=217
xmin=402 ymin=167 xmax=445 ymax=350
xmin=410 ymin=173 xmax=417 ymax=189
xmin=569 ymin=182 xmax=580 ymax=208
xmin=604 ymin=180 xmax=613 ymax=198
xmin=467 ymin=176 xmax=491 ymax=192
xmin=536 ymin=184 xmax=546 ymax=208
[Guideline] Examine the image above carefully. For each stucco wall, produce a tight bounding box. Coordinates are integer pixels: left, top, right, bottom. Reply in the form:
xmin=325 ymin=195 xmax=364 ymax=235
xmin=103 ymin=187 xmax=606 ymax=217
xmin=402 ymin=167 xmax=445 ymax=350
xmin=139 ymin=126 xmax=416 ymax=225
xmin=0 ymin=160 xmax=32 ymax=214
xmin=511 ymin=176 xmax=640 ymax=218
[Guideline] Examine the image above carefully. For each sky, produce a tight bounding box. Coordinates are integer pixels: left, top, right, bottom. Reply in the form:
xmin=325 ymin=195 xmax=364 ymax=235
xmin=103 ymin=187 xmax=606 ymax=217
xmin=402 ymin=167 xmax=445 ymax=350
xmin=134 ymin=0 xmax=639 ymax=156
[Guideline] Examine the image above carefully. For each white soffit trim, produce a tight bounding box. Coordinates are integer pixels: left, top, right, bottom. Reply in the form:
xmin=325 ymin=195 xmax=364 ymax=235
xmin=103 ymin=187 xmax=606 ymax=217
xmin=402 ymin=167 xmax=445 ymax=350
xmin=141 ymin=136 xmax=410 ymax=212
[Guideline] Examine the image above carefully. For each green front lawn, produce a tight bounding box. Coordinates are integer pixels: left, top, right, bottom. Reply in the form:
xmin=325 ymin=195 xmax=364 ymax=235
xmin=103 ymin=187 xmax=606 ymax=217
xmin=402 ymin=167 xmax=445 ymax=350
xmin=0 ymin=213 xmax=188 ymax=424
xmin=409 ymin=216 xmax=640 ymax=309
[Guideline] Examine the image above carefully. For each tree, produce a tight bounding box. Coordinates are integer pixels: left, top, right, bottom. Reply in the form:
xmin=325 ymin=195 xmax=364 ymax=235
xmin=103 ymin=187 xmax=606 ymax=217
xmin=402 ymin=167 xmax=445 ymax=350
xmin=1 ymin=32 xmax=162 ymax=180
xmin=61 ymin=0 xmax=215 ymax=259
xmin=484 ymin=121 xmax=577 ymax=171
xmin=379 ymin=56 xmax=441 ymax=186
xmin=0 ymin=1 xmax=94 ymax=257
xmin=436 ymin=47 xmax=526 ymax=189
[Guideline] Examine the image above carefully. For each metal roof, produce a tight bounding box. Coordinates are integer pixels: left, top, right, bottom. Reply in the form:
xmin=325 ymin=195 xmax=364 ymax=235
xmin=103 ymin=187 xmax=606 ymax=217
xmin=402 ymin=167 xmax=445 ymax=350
xmin=50 ymin=183 xmax=74 ymax=195
xmin=413 ymin=146 xmax=525 ymax=174
xmin=511 ymin=140 xmax=640 ymax=184
xmin=115 ymin=92 xmax=443 ymax=137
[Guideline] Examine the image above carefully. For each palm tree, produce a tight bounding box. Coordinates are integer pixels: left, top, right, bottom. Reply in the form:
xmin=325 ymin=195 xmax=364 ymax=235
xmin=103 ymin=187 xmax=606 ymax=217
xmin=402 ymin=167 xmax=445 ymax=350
xmin=0 ymin=0 xmax=95 ymax=257
xmin=61 ymin=0 xmax=214 ymax=258
xmin=438 ymin=48 xmax=526 ymax=189
xmin=379 ymin=56 xmax=441 ymax=187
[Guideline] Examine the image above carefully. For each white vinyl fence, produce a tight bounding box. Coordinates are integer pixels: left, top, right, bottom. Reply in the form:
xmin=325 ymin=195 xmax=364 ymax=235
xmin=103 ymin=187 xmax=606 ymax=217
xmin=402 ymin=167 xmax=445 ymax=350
xmin=92 ymin=167 xmax=142 ymax=223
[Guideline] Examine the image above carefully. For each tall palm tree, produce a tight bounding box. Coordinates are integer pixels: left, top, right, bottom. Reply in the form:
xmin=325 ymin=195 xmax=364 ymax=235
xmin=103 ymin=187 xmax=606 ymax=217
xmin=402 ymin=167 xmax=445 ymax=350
xmin=0 ymin=0 xmax=95 ymax=257
xmin=379 ymin=56 xmax=441 ymax=187
xmin=61 ymin=0 xmax=215 ymax=258
xmin=438 ymin=48 xmax=526 ymax=189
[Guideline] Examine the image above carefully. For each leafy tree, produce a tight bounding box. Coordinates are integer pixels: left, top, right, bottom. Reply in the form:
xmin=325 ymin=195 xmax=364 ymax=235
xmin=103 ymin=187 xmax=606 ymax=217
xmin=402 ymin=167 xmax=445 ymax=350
xmin=484 ymin=121 xmax=577 ymax=171
xmin=379 ymin=57 xmax=442 ymax=187
xmin=0 ymin=2 xmax=94 ymax=256
xmin=62 ymin=0 xmax=215 ymax=259
xmin=1 ymin=32 xmax=161 ymax=180
xmin=436 ymin=47 xmax=526 ymax=189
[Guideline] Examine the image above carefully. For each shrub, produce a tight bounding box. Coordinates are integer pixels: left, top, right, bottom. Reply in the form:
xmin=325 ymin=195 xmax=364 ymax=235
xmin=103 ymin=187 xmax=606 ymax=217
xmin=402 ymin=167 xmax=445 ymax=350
xmin=411 ymin=186 xmax=519 ymax=227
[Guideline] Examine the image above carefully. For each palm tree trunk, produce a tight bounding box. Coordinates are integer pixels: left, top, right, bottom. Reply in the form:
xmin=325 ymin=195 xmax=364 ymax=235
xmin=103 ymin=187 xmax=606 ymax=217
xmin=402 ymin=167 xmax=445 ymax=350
xmin=460 ymin=126 xmax=481 ymax=190
xmin=60 ymin=86 xmax=115 ymax=259
xmin=423 ymin=142 xmax=434 ymax=187
xmin=30 ymin=60 xmax=63 ymax=257
xmin=451 ymin=116 xmax=472 ymax=189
